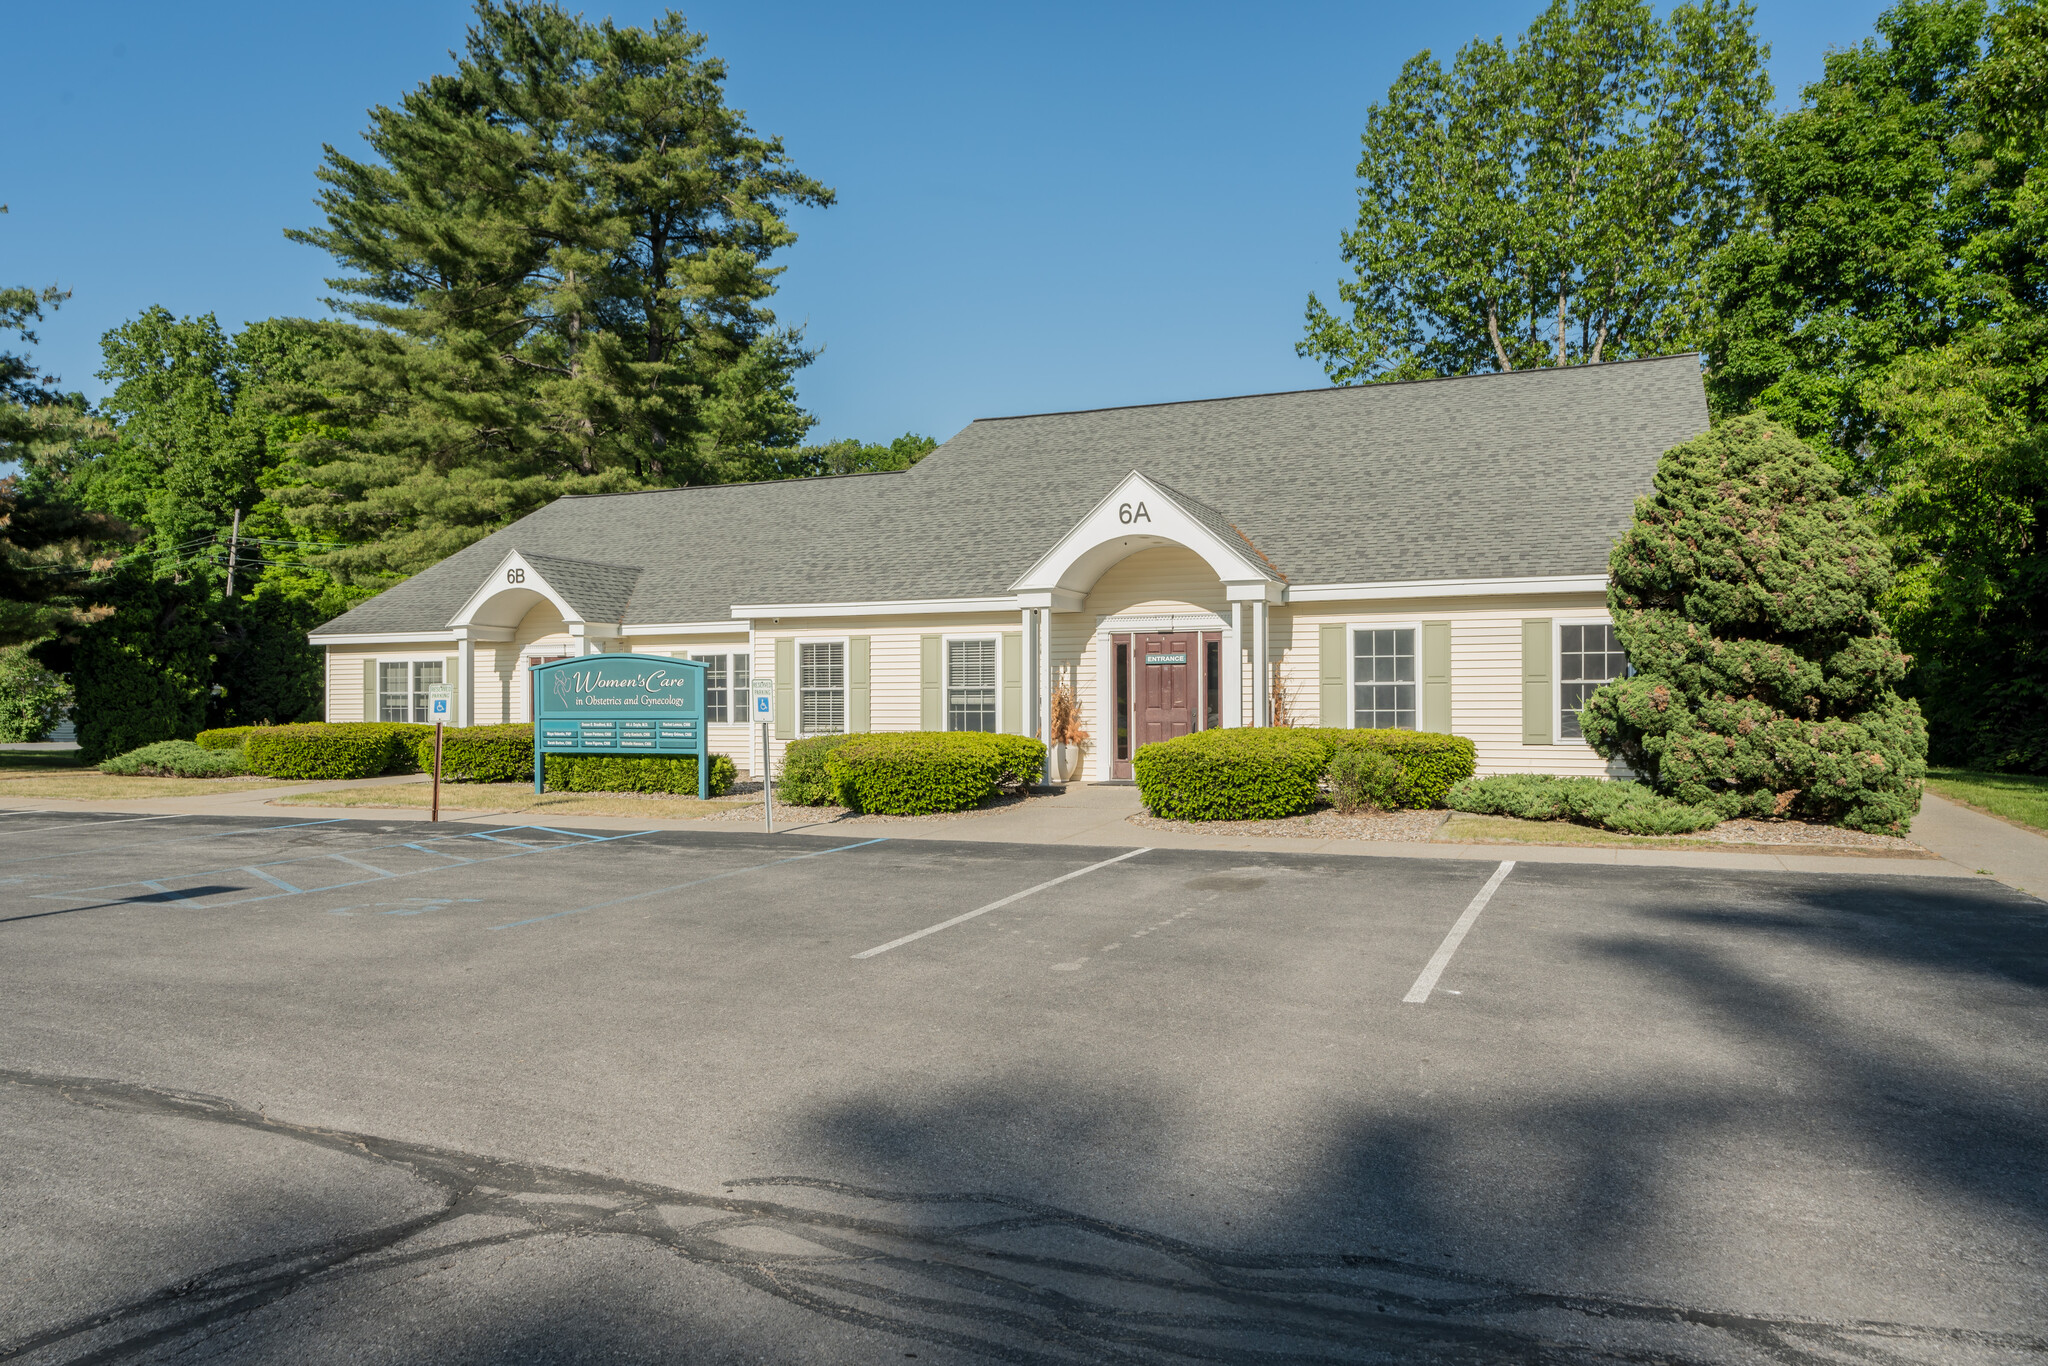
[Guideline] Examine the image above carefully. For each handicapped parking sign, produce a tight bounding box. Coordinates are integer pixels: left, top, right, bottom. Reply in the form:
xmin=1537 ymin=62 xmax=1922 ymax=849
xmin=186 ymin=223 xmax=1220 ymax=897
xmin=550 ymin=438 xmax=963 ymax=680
xmin=427 ymin=684 xmax=452 ymax=721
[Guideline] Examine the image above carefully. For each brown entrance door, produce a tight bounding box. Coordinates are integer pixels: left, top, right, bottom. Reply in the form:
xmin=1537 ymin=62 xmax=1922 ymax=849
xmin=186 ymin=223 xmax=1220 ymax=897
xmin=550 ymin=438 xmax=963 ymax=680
xmin=1137 ymin=632 xmax=1198 ymax=752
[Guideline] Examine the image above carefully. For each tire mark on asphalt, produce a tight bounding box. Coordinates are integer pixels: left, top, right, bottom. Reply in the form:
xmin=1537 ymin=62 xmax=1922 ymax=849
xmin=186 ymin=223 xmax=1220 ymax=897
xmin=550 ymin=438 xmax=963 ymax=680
xmin=1 ymin=1068 xmax=2036 ymax=1366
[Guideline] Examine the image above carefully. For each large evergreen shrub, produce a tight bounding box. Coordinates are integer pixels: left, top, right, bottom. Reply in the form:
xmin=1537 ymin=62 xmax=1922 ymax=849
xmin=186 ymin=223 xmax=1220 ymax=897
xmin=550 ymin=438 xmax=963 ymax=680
xmin=243 ymin=722 xmax=428 ymax=780
xmin=0 ymin=645 xmax=72 ymax=742
xmin=1581 ymin=415 xmax=1927 ymax=833
xmin=1448 ymin=775 xmax=1722 ymax=836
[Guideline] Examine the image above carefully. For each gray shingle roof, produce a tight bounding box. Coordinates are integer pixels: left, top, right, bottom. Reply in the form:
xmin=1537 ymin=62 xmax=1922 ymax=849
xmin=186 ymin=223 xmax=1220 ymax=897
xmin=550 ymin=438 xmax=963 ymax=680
xmin=516 ymin=553 xmax=641 ymax=624
xmin=312 ymin=354 xmax=1707 ymax=637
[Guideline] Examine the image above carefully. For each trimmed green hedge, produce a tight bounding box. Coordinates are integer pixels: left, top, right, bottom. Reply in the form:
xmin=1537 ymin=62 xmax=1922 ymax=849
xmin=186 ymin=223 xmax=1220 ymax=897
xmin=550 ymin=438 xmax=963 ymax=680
xmin=1295 ymin=728 xmax=1477 ymax=809
xmin=195 ymin=726 xmax=256 ymax=752
xmin=778 ymin=732 xmax=861 ymax=805
xmin=1134 ymin=728 xmax=1328 ymax=820
xmin=100 ymin=740 xmax=244 ymax=778
xmin=545 ymin=752 xmax=736 ymax=795
xmin=1447 ymin=774 xmax=1722 ymax=835
xmin=242 ymin=722 xmax=430 ymax=781
xmin=412 ymin=724 xmax=534 ymax=783
xmin=826 ymin=732 xmax=1046 ymax=815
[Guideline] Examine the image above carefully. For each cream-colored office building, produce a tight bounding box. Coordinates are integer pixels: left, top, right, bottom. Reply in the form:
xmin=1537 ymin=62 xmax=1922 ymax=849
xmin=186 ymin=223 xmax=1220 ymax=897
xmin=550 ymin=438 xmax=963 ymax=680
xmin=309 ymin=356 xmax=1705 ymax=780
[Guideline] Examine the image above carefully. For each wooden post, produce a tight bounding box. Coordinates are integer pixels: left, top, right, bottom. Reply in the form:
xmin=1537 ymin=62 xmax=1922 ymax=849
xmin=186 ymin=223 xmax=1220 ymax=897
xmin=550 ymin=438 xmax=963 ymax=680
xmin=431 ymin=722 xmax=443 ymax=822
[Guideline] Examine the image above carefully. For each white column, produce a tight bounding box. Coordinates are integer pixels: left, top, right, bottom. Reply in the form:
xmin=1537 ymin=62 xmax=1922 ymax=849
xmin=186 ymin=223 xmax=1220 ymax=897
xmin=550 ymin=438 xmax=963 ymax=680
xmin=1038 ymin=608 xmax=1053 ymax=747
xmin=1252 ymin=601 xmax=1269 ymax=726
xmin=458 ymin=635 xmax=474 ymax=727
xmin=1225 ymin=602 xmax=1244 ymax=727
xmin=1020 ymin=608 xmax=1037 ymax=738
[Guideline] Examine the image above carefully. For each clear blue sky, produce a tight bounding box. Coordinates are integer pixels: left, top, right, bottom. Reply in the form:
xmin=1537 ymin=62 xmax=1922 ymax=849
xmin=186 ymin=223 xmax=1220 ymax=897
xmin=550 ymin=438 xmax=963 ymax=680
xmin=4 ymin=0 xmax=1888 ymax=450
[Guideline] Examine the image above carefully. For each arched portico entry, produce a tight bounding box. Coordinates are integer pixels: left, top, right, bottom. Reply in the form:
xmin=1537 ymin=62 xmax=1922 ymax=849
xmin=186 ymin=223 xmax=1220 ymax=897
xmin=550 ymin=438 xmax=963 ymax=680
xmin=1011 ymin=472 xmax=1284 ymax=780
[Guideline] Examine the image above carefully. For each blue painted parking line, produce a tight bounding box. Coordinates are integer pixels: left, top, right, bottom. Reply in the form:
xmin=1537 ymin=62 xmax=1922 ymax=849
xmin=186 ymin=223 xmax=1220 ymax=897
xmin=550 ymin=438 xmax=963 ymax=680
xmin=0 ymin=818 xmax=348 ymax=867
xmin=39 ymin=825 xmax=551 ymax=897
xmin=24 ymin=826 xmax=659 ymax=918
xmin=489 ymin=838 xmax=890 ymax=931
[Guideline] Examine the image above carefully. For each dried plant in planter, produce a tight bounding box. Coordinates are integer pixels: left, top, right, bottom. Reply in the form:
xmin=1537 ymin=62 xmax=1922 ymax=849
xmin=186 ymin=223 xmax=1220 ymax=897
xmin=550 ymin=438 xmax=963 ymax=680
xmin=1049 ymin=679 xmax=1088 ymax=747
xmin=1269 ymin=671 xmax=1297 ymax=728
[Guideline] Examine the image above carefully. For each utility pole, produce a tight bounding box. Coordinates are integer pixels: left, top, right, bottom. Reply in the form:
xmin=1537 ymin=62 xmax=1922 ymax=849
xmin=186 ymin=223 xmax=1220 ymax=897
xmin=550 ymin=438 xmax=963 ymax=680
xmin=224 ymin=507 xmax=242 ymax=598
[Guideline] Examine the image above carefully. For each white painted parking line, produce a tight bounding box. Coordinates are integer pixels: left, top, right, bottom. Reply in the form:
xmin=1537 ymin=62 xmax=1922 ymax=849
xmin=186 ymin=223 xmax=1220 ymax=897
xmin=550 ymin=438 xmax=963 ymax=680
xmin=1403 ymin=860 xmax=1515 ymax=1004
xmin=852 ymin=847 xmax=1153 ymax=960
xmin=489 ymin=837 xmax=889 ymax=930
xmin=0 ymin=812 xmax=186 ymax=840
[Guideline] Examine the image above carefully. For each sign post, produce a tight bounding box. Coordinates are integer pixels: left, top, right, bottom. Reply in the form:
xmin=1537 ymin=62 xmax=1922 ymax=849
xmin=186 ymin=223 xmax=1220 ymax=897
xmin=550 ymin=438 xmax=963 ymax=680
xmin=426 ymin=686 xmax=452 ymax=822
xmin=530 ymin=654 xmax=709 ymax=797
xmin=753 ymin=679 xmax=774 ymax=833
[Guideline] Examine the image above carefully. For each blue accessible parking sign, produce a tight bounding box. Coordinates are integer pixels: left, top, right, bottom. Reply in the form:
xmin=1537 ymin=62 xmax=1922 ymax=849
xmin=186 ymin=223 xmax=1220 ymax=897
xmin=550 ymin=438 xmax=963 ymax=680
xmin=531 ymin=654 xmax=710 ymax=798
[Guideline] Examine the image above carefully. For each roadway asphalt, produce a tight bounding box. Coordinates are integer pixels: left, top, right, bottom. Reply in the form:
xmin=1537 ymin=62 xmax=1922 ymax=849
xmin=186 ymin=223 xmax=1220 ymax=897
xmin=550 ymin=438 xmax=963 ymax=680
xmin=1 ymin=810 xmax=2043 ymax=1364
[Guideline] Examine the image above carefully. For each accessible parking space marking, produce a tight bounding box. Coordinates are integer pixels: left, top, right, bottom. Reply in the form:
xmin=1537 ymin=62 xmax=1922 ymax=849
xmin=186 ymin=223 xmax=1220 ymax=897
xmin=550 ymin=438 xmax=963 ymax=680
xmin=16 ymin=825 xmax=657 ymax=922
xmin=0 ymin=818 xmax=348 ymax=868
xmin=489 ymin=837 xmax=890 ymax=931
xmin=852 ymin=847 xmax=1152 ymax=959
xmin=1403 ymin=859 xmax=1515 ymax=1004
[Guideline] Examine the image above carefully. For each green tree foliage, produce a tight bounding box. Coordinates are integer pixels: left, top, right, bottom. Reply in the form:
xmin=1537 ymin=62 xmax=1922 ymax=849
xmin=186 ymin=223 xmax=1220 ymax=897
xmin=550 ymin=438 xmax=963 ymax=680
xmin=1581 ymin=417 xmax=1928 ymax=833
xmin=1705 ymin=0 xmax=2045 ymax=770
xmin=0 ymin=475 xmax=131 ymax=649
xmin=35 ymin=562 xmax=216 ymax=763
xmin=278 ymin=1 xmax=833 ymax=580
xmin=0 ymin=644 xmax=73 ymax=742
xmin=1300 ymin=0 xmax=1770 ymax=382
xmin=744 ymin=432 xmax=937 ymax=480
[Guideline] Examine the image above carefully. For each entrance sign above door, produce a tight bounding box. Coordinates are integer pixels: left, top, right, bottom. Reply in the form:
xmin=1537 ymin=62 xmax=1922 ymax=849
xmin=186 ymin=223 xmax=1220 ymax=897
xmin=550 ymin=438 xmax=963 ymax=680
xmin=1145 ymin=652 xmax=1187 ymax=665
xmin=531 ymin=653 xmax=709 ymax=797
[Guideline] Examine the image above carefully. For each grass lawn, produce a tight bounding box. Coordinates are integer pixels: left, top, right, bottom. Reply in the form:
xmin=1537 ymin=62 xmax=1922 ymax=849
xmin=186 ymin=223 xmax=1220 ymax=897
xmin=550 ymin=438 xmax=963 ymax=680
xmin=1924 ymin=767 xmax=2048 ymax=834
xmin=274 ymin=781 xmax=751 ymax=821
xmin=0 ymin=773 xmax=294 ymax=799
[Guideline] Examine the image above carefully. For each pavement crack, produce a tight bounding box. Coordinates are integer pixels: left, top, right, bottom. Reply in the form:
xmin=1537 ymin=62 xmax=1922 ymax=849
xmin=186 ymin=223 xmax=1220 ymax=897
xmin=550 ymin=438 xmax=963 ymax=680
xmin=3 ymin=1068 xmax=2040 ymax=1366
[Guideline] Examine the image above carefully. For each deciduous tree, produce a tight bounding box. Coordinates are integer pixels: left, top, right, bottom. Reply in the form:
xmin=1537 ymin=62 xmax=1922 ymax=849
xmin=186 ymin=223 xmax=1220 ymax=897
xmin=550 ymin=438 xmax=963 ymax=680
xmin=1300 ymin=0 xmax=1769 ymax=383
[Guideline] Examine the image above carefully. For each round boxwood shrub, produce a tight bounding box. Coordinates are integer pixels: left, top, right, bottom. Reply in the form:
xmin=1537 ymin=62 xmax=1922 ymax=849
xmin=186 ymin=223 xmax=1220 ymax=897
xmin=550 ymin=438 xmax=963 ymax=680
xmin=1134 ymin=728 xmax=1327 ymax=821
xmin=99 ymin=740 xmax=245 ymax=778
xmin=1583 ymin=415 xmax=1927 ymax=834
xmin=826 ymin=732 xmax=1046 ymax=815
xmin=778 ymin=732 xmax=862 ymax=805
xmin=412 ymin=723 xmax=535 ymax=783
xmin=544 ymin=752 xmax=737 ymax=795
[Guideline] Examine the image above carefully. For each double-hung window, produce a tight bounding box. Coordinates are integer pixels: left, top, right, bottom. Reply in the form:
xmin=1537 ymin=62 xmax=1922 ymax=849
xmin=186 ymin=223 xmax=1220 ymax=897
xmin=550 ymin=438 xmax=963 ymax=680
xmin=1559 ymin=623 xmax=1628 ymax=740
xmin=1352 ymin=627 xmax=1416 ymax=729
xmin=946 ymin=638 xmax=997 ymax=732
xmin=798 ymin=641 xmax=846 ymax=735
xmin=690 ymin=652 xmax=750 ymax=723
xmin=378 ymin=660 xmax=443 ymax=723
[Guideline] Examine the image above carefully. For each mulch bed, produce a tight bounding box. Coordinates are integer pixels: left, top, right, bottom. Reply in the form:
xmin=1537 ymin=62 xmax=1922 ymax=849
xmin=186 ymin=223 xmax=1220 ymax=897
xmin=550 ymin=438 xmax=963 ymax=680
xmin=1127 ymin=807 xmax=1451 ymax=842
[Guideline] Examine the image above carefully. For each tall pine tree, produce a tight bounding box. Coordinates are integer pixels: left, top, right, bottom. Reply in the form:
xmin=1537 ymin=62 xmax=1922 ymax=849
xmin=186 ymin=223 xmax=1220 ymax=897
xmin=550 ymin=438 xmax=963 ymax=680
xmin=277 ymin=3 xmax=833 ymax=580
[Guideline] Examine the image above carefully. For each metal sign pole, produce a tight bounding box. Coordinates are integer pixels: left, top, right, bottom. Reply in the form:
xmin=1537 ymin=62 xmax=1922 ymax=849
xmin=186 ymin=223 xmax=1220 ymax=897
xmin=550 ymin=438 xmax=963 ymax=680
xmin=532 ymin=668 xmax=543 ymax=794
xmin=431 ymin=722 xmax=443 ymax=822
xmin=762 ymin=718 xmax=773 ymax=833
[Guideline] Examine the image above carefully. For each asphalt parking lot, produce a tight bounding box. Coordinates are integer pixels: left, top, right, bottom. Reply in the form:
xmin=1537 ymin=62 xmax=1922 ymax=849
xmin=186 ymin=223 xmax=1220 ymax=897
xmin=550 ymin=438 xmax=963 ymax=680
xmin=2 ymin=808 xmax=2044 ymax=1365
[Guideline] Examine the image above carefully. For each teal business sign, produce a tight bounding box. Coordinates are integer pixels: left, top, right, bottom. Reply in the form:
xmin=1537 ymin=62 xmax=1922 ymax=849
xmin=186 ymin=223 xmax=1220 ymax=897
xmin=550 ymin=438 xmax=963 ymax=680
xmin=531 ymin=653 xmax=709 ymax=797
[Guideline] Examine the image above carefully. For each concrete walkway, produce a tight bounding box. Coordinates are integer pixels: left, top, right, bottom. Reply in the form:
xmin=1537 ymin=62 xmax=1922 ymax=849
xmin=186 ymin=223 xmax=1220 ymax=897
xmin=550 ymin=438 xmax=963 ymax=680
xmin=9 ymin=771 xmax=2040 ymax=886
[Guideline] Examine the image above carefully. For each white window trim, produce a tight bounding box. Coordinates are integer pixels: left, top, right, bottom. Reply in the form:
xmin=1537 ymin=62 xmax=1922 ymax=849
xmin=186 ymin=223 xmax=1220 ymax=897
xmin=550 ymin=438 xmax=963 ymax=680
xmin=796 ymin=635 xmax=851 ymax=736
xmin=1344 ymin=620 xmax=1423 ymax=730
xmin=1555 ymin=616 xmax=1621 ymax=747
xmin=686 ymin=650 xmax=751 ymax=725
xmin=376 ymin=658 xmax=447 ymax=724
xmin=941 ymin=633 xmax=1001 ymax=733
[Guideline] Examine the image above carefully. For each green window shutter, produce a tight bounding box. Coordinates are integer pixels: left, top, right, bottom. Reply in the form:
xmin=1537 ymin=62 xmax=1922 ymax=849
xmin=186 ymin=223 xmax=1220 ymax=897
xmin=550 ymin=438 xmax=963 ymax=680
xmin=1000 ymin=632 xmax=1022 ymax=734
xmin=774 ymin=638 xmax=795 ymax=740
xmin=362 ymin=660 xmax=377 ymax=722
xmin=848 ymin=635 xmax=871 ymax=732
xmin=444 ymin=655 xmax=460 ymax=726
xmin=920 ymin=635 xmax=942 ymax=730
xmin=1319 ymin=623 xmax=1346 ymax=728
xmin=1522 ymin=619 xmax=1553 ymax=746
xmin=1421 ymin=622 xmax=1451 ymax=734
